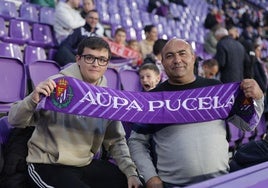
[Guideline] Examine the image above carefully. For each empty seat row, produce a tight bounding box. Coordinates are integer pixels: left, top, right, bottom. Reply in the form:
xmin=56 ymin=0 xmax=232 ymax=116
xmin=0 ymin=18 xmax=57 ymax=48
xmin=0 ymin=1 xmax=55 ymax=25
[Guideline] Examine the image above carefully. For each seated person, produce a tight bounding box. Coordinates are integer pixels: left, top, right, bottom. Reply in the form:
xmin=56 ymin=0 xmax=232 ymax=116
xmin=80 ymin=0 xmax=105 ymax=36
xmin=54 ymin=0 xmax=85 ymax=44
xmin=55 ymin=9 xmax=105 ymax=66
xmin=127 ymin=39 xmax=143 ymax=68
xmin=139 ymin=63 xmax=161 ymax=91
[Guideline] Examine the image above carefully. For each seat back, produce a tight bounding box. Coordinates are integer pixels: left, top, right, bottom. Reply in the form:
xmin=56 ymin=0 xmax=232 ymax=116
xmin=0 ymin=42 xmax=23 ymax=62
xmin=39 ymin=6 xmax=55 ymax=26
xmin=0 ymin=116 xmax=13 ymax=144
xmin=30 ymin=23 xmax=55 ymax=48
xmin=28 ymin=60 xmax=61 ymax=87
xmin=119 ymin=69 xmax=142 ymax=91
xmin=0 ymin=1 xmax=18 ymax=20
xmin=24 ymin=45 xmax=47 ymax=65
xmin=19 ymin=3 xmax=39 ymax=23
xmin=0 ymin=56 xmax=26 ymax=112
xmin=104 ymin=68 xmax=121 ymax=90
xmin=0 ymin=17 xmax=7 ymax=39
xmin=4 ymin=19 xmax=32 ymax=45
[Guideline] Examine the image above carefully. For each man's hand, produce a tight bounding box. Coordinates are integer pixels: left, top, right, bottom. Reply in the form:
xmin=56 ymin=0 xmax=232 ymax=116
xmin=240 ymin=79 xmax=263 ymax=100
xmin=128 ymin=175 xmax=143 ymax=188
xmin=32 ymin=79 xmax=56 ymax=104
xmin=146 ymin=176 xmax=163 ymax=188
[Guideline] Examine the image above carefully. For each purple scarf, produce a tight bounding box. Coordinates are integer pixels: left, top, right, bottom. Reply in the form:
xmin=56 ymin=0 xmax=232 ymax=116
xmin=38 ymin=76 xmax=255 ymax=125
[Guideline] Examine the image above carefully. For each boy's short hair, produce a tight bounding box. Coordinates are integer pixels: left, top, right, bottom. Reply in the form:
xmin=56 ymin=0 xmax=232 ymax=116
xmin=77 ymin=37 xmax=111 ymax=59
xmin=139 ymin=63 xmax=160 ymax=75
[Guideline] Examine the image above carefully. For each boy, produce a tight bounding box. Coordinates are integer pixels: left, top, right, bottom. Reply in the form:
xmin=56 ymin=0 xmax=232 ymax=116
xmin=139 ymin=63 xmax=161 ymax=91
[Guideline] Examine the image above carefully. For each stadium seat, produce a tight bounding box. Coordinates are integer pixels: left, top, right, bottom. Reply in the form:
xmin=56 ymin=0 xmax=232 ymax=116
xmin=27 ymin=60 xmax=61 ymax=87
xmin=0 ymin=42 xmax=23 ymax=62
xmin=118 ymin=69 xmax=142 ymax=91
xmin=0 ymin=52 xmax=26 ymax=112
xmin=19 ymin=2 xmax=39 ymax=23
xmin=0 ymin=1 xmax=18 ymax=20
xmin=104 ymin=67 xmax=121 ymax=90
xmin=39 ymin=6 xmax=55 ymax=26
xmin=3 ymin=19 xmax=32 ymax=45
xmin=0 ymin=116 xmax=13 ymax=144
xmin=24 ymin=45 xmax=48 ymax=65
xmin=0 ymin=17 xmax=7 ymax=40
xmin=29 ymin=23 xmax=56 ymax=48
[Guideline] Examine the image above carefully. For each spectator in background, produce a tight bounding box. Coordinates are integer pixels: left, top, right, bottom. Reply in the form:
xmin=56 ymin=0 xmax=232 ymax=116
xmin=139 ymin=63 xmax=161 ymax=91
xmin=204 ymin=24 xmax=220 ymax=55
xmin=54 ymin=0 xmax=85 ymax=45
xmin=147 ymin=0 xmax=169 ymax=17
xmin=201 ymin=58 xmax=219 ymax=79
xmin=55 ymin=9 xmax=105 ymax=66
xmin=214 ymin=27 xmax=248 ymax=83
xmin=143 ymin=38 xmax=168 ymax=82
xmin=80 ymin=0 xmax=105 ymax=36
xmin=113 ymin=27 xmax=127 ymax=47
xmin=139 ymin=25 xmax=158 ymax=59
xmin=127 ymin=39 xmax=143 ymax=68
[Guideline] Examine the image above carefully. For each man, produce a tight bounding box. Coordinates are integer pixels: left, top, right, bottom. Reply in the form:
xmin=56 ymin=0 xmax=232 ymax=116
xmin=128 ymin=38 xmax=264 ymax=187
xmin=55 ymin=9 xmax=105 ymax=66
xmin=8 ymin=37 xmax=142 ymax=188
xmin=80 ymin=0 xmax=105 ymax=35
xmin=54 ymin=0 xmax=85 ymax=44
xmin=214 ymin=27 xmax=248 ymax=83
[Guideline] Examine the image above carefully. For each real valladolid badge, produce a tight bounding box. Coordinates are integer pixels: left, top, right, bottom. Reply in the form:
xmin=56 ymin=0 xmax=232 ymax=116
xmin=51 ymin=78 xmax=74 ymax=109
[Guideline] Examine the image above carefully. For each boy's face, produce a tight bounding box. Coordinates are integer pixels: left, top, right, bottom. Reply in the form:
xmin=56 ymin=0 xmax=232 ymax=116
xmin=139 ymin=69 xmax=160 ymax=91
xmin=202 ymin=65 xmax=219 ymax=79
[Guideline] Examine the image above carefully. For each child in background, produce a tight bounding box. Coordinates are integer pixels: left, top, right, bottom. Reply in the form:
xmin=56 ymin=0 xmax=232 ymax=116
xmin=201 ymin=58 xmax=219 ymax=79
xmin=127 ymin=39 xmax=143 ymax=67
xmin=139 ymin=63 xmax=161 ymax=91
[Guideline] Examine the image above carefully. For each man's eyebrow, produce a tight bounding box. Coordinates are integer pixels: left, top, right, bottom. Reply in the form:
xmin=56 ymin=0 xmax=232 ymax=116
xmin=166 ymin=50 xmax=187 ymax=55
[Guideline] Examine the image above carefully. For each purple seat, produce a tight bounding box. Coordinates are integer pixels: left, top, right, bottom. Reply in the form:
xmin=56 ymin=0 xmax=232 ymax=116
xmin=3 ymin=19 xmax=32 ymax=45
xmin=0 ymin=116 xmax=13 ymax=144
xmin=24 ymin=45 xmax=47 ymax=65
xmin=29 ymin=23 xmax=56 ymax=48
xmin=48 ymin=48 xmax=58 ymax=61
xmin=28 ymin=60 xmax=61 ymax=87
xmin=0 ymin=1 xmax=18 ymax=20
xmin=187 ymin=161 xmax=268 ymax=188
xmin=255 ymin=115 xmax=267 ymax=141
xmin=19 ymin=3 xmax=39 ymax=23
xmin=119 ymin=69 xmax=142 ymax=91
xmin=0 ymin=42 xmax=23 ymax=62
xmin=0 ymin=17 xmax=7 ymax=40
xmin=39 ymin=6 xmax=55 ymax=26
xmin=104 ymin=67 xmax=121 ymax=90
xmin=0 ymin=55 xmax=26 ymax=112
xmin=227 ymin=122 xmax=243 ymax=152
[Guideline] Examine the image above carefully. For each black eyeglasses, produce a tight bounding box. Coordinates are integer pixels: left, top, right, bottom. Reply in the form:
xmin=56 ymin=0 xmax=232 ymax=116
xmin=80 ymin=54 xmax=109 ymax=66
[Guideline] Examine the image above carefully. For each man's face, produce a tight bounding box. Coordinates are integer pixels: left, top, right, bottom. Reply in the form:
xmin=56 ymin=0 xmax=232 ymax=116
xmin=161 ymin=39 xmax=196 ymax=84
xmin=86 ymin=12 xmax=99 ymax=29
xmin=76 ymin=47 xmax=108 ymax=85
